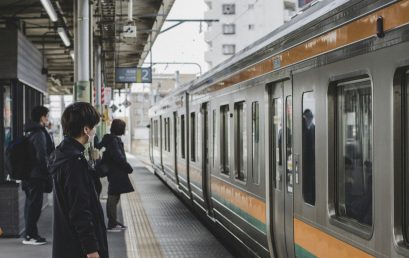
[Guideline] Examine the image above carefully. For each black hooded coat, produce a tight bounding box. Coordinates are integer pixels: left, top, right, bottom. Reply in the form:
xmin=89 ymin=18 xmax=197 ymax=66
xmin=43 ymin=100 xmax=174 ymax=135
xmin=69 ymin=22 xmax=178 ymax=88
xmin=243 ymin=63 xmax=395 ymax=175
xmin=48 ymin=137 xmax=108 ymax=258
xmin=99 ymin=134 xmax=134 ymax=195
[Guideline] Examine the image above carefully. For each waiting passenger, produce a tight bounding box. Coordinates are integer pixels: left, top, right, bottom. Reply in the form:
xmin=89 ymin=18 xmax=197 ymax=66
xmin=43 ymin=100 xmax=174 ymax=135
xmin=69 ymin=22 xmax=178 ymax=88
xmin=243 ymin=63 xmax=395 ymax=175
xmin=48 ymin=102 xmax=108 ymax=258
xmin=98 ymin=119 xmax=134 ymax=232
xmin=22 ymin=106 xmax=55 ymax=245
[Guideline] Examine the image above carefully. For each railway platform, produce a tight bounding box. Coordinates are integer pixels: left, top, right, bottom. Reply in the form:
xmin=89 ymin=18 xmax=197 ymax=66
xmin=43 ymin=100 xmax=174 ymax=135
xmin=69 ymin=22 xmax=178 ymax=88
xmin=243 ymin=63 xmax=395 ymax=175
xmin=0 ymin=154 xmax=233 ymax=258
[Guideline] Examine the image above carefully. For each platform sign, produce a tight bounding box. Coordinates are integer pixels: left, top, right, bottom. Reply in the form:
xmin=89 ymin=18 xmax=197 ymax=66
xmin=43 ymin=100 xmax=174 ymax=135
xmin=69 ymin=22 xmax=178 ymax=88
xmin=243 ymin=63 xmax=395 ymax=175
xmin=115 ymin=67 xmax=152 ymax=83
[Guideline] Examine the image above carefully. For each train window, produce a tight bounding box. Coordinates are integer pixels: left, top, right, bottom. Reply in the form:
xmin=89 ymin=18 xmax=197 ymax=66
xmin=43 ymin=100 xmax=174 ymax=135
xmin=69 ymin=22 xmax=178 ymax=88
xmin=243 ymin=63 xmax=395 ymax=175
xmin=213 ymin=109 xmax=216 ymax=169
xmin=220 ymin=105 xmax=230 ymax=175
xmin=404 ymin=70 xmax=409 ymax=244
xmin=154 ymin=120 xmax=159 ymax=147
xmin=191 ymin=112 xmax=196 ymax=162
xmin=234 ymin=101 xmax=247 ymax=181
xmin=252 ymin=102 xmax=260 ymax=184
xmin=181 ymin=115 xmax=185 ymax=159
xmin=302 ymin=92 xmax=316 ymax=205
xmin=336 ymin=78 xmax=372 ymax=227
xmin=164 ymin=118 xmax=168 ymax=151
xmin=286 ymin=96 xmax=293 ymax=193
xmin=273 ymin=98 xmax=283 ymax=190
xmin=165 ymin=117 xmax=171 ymax=152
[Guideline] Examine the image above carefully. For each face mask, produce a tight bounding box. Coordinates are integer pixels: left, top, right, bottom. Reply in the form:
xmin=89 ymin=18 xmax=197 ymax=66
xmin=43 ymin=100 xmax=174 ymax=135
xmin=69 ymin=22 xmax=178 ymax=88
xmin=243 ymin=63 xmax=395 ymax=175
xmin=85 ymin=127 xmax=96 ymax=144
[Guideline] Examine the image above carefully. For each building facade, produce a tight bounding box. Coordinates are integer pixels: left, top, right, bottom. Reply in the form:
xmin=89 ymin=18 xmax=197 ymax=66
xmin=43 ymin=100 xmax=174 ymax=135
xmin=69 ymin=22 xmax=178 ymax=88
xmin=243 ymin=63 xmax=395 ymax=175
xmin=204 ymin=0 xmax=310 ymax=68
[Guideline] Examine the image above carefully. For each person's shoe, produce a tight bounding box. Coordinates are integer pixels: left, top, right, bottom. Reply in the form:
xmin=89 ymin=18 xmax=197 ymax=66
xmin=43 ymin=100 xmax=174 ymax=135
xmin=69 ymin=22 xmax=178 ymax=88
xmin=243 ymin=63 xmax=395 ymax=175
xmin=22 ymin=236 xmax=47 ymax=245
xmin=116 ymin=222 xmax=127 ymax=230
xmin=107 ymin=225 xmax=122 ymax=232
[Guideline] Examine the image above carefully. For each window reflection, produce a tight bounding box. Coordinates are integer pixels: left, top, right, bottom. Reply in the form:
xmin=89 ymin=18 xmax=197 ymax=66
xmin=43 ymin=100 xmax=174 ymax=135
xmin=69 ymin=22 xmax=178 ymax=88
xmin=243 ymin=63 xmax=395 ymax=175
xmin=302 ymin=92 xmax=316 ymax=205
xmin=3 ymin=84 xmax=12 ymax=179
xmin=337 ymin=79 xmax=373 ymax=227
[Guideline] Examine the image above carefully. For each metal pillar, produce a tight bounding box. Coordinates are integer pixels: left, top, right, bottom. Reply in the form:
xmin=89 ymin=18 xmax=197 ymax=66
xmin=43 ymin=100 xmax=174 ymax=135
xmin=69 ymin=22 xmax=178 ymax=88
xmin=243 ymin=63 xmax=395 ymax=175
xmin=74 ymin=0 xmax=90 ymax=102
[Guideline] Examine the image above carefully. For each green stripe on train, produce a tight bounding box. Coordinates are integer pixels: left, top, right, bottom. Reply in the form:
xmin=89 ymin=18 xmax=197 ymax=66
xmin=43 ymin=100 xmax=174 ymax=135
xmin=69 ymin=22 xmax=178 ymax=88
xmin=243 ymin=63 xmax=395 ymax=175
xmin=212 ymin=194 xmax=267 ymax=234
xmin=295 ymin=244 xmax=317 ymax=258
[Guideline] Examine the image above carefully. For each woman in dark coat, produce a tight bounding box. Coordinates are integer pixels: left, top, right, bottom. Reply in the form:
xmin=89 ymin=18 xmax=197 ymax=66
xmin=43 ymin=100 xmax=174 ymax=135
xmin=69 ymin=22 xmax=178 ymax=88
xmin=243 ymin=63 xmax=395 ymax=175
xmin=100 ymin=119 xmax=134 ymax=231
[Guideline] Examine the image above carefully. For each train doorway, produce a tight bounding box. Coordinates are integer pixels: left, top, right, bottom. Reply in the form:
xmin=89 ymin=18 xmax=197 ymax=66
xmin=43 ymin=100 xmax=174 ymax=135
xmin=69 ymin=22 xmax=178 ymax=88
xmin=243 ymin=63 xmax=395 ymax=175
xmin=268 ymin=80 xmax=294 ymax=258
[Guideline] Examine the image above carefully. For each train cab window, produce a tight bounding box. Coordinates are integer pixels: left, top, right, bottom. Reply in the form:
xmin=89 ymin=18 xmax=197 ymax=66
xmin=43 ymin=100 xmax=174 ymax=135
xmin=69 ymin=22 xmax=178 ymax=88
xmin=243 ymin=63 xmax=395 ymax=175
xmin=273 ymin=98 xmax=283 ymax=190
xmin=302 ymin=92 xmax=316 ymax=205
xmin=234 ymin=101 xmax=247 ymax=181
xmin=220 ymin=105 xmax=230 ymax=175
xmin=191 ymin=112 xmax=196 ymax=162
xmin=335 ymin=78 xmax=373 ymax=227
xmin=252 ymin=102 xmax=260 ymax=184
xmin=181 ymin=115 xmax=186 ymax=159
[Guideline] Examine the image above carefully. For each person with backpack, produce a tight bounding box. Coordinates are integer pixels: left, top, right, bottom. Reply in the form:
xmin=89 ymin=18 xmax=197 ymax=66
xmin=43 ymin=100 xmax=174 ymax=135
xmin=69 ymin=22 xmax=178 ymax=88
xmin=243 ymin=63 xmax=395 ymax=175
xmin=98 ymin=119 xmax=133 ymax=232
xmin=48 ymin=102 xmax=108 ymax=258
xmin=21 ymin=106 xmax=55 ymax=245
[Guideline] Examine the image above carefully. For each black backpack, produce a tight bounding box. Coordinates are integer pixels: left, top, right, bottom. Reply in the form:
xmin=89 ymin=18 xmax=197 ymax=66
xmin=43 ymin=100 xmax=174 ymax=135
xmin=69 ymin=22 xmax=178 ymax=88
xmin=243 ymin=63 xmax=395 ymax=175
xmin=5 ymin=133 xmax=37 ymax=180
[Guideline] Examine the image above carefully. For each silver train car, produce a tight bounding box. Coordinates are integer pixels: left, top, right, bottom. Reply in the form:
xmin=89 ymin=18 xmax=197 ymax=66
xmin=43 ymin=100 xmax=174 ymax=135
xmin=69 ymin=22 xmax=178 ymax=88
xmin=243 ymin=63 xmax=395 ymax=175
xmin=148 ymin=0 xmax=409 ymax=257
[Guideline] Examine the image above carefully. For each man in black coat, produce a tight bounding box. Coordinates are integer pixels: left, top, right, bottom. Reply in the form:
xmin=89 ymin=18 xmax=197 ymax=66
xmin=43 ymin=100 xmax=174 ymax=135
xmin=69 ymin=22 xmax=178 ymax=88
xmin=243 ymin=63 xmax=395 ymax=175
xmin=22 ymin=106 xmax=55 ymax=245
xmin=48 ymin=102 xmax=108 ymax=258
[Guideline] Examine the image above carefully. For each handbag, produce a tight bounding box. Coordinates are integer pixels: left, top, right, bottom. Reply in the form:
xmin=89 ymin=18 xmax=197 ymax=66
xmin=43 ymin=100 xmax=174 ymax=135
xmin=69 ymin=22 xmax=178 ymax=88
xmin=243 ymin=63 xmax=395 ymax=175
xmin=95 ymin=160 xmax=110 ymax=178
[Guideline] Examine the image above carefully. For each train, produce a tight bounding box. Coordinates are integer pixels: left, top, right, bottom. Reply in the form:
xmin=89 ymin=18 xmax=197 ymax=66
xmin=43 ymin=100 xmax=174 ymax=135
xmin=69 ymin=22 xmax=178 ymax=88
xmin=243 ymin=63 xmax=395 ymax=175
xmin=148 ymin=0 xmax=409 ymax=257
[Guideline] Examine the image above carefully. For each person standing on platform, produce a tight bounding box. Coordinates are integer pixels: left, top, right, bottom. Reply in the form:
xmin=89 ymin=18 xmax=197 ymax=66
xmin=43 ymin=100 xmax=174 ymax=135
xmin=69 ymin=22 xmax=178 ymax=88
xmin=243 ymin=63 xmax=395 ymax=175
xmin=99 ymin=119 xmax=134 ymax=232
xmin=48 ymin=102 xmax=108 ymax=258
xmin=22 ymin=106 xmax=54 ymax=245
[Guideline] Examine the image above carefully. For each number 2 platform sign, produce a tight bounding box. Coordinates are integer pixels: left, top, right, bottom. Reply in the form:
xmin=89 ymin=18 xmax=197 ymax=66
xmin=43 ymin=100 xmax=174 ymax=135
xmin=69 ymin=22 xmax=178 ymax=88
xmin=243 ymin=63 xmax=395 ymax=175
xmin=115 ymin=67 xmax=152 ymax=83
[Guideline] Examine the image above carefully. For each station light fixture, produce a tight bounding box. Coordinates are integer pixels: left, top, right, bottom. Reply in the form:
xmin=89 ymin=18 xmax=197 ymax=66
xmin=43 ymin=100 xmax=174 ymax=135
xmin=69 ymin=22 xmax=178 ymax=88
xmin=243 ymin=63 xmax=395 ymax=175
xmin=41 ymin=0 xmax=58 ymax=22
xmin=57 ymin=27 xmax=71 ymax=47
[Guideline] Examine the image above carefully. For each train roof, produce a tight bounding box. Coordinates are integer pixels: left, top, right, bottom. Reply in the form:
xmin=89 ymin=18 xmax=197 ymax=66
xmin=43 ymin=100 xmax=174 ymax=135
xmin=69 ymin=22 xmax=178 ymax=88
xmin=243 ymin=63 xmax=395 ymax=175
xmin=152 ymin=0 xmax=353 ymax=108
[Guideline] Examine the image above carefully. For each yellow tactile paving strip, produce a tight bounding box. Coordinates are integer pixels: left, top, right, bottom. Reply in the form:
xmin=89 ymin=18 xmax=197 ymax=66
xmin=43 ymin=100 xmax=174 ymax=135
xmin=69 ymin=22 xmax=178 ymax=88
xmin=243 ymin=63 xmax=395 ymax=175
xmin=121 ymin=177 xmax=164 ymax=258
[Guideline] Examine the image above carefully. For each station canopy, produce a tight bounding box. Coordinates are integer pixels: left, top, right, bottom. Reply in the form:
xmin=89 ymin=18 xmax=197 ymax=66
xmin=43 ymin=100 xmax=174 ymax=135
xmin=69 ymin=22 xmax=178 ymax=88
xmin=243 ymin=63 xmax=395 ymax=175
xmin=0 ymin=0 xmax=174 ymax=94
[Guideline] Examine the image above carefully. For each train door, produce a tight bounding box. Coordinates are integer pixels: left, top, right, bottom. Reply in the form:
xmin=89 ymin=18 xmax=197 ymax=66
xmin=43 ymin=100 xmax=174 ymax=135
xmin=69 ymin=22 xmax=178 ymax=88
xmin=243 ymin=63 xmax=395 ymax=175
xmin=201 ymin=102 xmax=212 ymax=214
xmin=269 ymin=80 xmax=295 ymax=258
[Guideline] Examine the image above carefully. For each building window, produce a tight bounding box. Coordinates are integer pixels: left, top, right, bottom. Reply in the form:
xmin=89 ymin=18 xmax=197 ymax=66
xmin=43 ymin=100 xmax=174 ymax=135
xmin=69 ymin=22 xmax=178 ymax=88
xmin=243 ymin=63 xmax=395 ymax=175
xmin=190 ymin=112 xmax=196 ymax=162
xmin=222 ymin=44 xmax=235 ymax=55
xmin=248 ymin=24 xmax=255 ymax=30
xmin=302 ymin=92 xmax=315 ymax=205
xmin=220 ymin=105 xmax=230 ymax=175
xmin=222 ymin=4 xmax=235 ymax=15
xmin=222 ymin=24 xmax=235 ymax=35
xmin=234 ymin=102 xmax=247 ymax=181
xmin=181 ymin=115 xmax=185 ymax=159
xmin=335 ymin=78 xmax=372 ymax=227
xmin=252 ymin=102 xmax=260 ymax=184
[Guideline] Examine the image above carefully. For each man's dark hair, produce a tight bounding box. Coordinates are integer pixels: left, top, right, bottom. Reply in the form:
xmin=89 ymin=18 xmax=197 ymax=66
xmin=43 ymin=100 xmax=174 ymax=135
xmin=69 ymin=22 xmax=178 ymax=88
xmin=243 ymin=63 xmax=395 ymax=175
xmin=61 ymin=102 xmax=100 ymax=138
xmin=31 ymin=106 xmax=49 ymax=123
xmin=110 ymin=119 xmax=126 ymax=136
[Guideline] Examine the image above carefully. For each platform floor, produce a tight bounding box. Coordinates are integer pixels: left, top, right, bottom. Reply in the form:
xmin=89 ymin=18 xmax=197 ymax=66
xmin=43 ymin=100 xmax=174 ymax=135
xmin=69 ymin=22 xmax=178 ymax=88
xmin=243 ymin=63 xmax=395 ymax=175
xmin=0 ymin=155 xmax=233 ymax=258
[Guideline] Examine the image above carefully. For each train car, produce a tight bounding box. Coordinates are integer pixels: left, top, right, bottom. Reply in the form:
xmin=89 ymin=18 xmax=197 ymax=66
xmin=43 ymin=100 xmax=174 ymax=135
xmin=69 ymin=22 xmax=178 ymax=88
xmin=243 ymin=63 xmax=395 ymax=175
xmin=148 ymin=0 xmax=409 ymax=257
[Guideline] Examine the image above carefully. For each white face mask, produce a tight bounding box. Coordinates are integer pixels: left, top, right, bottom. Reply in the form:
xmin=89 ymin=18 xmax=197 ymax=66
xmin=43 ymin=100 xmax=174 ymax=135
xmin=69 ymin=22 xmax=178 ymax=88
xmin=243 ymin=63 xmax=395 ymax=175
xmin=84 ymin=127 xmax=96 ymax=144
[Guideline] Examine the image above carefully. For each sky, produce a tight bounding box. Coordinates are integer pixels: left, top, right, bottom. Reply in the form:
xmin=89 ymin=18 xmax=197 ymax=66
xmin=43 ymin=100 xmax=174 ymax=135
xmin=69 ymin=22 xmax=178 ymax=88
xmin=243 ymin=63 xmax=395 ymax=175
xmin=144 ymin=0 xmax=209 ymax=76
